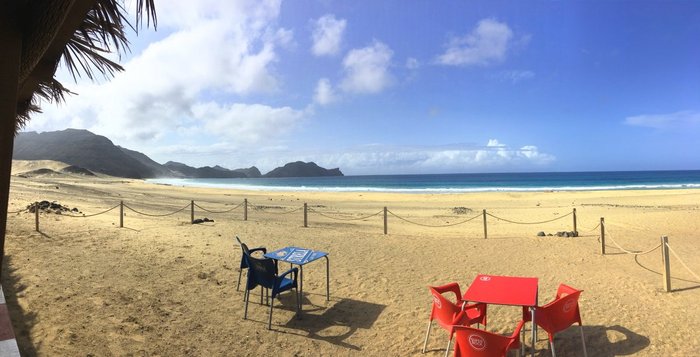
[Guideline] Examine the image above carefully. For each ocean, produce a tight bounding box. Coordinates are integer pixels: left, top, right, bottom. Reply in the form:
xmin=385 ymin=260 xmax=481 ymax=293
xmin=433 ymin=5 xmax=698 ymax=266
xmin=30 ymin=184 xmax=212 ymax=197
xmin=147 ymin=170 xmax=700 ymax=193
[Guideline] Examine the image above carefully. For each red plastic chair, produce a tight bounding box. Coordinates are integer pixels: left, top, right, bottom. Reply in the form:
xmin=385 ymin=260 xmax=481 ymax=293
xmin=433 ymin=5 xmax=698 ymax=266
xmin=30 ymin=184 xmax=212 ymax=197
xmin=453 ymin=320 xmax=525 ymax=357
xmin=422 ymin=283 xmax=488 ymax=357
xmin=523 ymin=284 xmax=587 ymax=357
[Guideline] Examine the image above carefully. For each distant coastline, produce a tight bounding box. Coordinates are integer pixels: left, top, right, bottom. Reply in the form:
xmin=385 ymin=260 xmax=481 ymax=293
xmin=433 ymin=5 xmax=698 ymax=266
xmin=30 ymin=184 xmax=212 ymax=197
xmin=146 ymin=170 xmax=700 ymax=193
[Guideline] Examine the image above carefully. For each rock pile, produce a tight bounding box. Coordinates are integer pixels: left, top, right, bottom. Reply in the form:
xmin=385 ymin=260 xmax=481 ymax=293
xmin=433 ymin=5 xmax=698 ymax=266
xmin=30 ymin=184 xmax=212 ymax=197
xmin=27 ymin=201 xmax=80 ymax=214
xmin=192 ymin=218 xmax=214 ymax=224
xmin=452 ymin=207 xmax=472 ymax=214
xmin=537 ymin=231 xmax=579 ymax=238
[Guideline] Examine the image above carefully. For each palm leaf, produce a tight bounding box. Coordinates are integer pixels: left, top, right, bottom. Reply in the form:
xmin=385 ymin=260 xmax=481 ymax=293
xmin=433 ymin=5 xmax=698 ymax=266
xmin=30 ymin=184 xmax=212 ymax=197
xmin=16 ymin=0 xmax=157 ymax=127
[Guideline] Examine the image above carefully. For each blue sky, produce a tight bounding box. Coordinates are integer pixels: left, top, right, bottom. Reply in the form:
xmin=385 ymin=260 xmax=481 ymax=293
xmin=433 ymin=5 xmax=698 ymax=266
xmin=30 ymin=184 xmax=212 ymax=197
xmin=27 ymin=0 xmax=700 ymax=175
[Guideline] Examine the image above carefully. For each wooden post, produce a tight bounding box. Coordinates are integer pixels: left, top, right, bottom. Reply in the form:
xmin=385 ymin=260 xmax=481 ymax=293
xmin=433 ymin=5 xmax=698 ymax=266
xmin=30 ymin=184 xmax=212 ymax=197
xmin=35 ymin=201 xmax=39 ymax=232
xmin=600 ymin=217 xmax=605 ymax=255
xmin=119 ymin=201 xmax=124 ymax=228
xmin=482 ymin=209 xmax=487 ymax=239
xmin=661 ymin=235 xmax=671 ymax=292
xmin=303 ymin=203 xmax=308 ymax=227
xmin=573 ymin=208 xmax=577 ymax=233
xmin=244 ymin=199 xmax=248 ymax=221
xmin=190 ymin=200 xmax=194 ymax=224
xmin=383 ymin=207 xmax=388 ymax=235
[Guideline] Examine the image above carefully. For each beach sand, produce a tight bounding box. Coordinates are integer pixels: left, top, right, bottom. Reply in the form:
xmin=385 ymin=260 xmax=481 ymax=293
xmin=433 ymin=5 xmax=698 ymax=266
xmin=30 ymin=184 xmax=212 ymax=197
xmin=4 ymin=161 xmax=700 ymax=356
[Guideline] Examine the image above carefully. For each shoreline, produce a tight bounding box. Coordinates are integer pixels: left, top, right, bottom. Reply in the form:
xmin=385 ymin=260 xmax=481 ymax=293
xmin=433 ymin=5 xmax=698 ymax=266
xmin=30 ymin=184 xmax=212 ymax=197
xmin=145 ymin=177 xmax=700 ymax=194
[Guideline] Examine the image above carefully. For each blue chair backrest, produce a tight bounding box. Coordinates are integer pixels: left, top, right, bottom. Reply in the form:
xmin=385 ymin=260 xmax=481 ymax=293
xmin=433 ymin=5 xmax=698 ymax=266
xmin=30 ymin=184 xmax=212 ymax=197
xmin=246 ymin=255 xmax=277 ymax=290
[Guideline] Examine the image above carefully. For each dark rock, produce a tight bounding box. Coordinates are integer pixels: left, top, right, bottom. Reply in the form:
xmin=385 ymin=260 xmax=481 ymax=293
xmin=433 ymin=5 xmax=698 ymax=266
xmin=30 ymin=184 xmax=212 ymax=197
xmin=452 ymin=207 xmax=472 ymax=215
xmin=537 ymin=231 xmax=545 ymax=237
xmin=192 ymin=218 xmax=214 ymax=224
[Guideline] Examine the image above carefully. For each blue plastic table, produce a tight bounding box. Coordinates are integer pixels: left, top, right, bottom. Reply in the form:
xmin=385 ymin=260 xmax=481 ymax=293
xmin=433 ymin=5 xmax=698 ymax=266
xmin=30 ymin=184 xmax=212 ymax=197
xmin=264 ymin=247 xmax=330 ymax=304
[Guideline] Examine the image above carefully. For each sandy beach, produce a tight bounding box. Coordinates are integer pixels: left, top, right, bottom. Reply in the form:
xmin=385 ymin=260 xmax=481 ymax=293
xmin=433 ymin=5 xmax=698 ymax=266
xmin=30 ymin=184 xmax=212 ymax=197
xmin=4 ymin=161 xmax=700 ymax=356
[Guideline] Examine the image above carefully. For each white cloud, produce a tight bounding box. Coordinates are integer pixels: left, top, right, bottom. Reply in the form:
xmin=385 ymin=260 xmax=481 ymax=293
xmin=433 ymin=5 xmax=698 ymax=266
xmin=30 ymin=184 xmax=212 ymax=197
xmin=193 ymin=102 xmax=305 ymax=144
xmin=311 ymin=14 xmax=347 ymax=56
xmin=250 ymin=140 xmax=555 ymax=175
xmin=436 ymin=18 xmax=514 ymax=66
xmin=494 ymin=70 xmax=535 ymax=83
xmin=340 ymin=41 xmax=394 ymax=94
xmin=28 ymin=0 xmax=301 ymax=148
xmin=313 ymin=78 xmax=337 ymax=105
xmin=625 ymin=110 xmax=700 ymax=129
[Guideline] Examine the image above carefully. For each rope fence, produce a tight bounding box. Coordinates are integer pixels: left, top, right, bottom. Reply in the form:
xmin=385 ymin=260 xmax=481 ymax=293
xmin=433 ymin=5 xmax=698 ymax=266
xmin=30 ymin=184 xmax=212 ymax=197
xmin=387 ymin=209 xmax=482 ymax=228
xmin=10 ymin=198 xmax=699 ymax=293
xmin=194 ymin=201 xmax=244 ymax=214
xmin=123 ymin=202 xmax=190 ymax=217
xmin=595 ymin=221 xmax=699 ymax=292
xmin=19 ymin=199 xmax=584 ymax=238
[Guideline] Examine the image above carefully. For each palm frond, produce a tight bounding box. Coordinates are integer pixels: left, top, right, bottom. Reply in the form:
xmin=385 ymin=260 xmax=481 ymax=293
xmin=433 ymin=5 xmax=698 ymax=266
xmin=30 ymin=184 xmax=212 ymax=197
xmin=17 ymin=0 xmax=157 ymax=125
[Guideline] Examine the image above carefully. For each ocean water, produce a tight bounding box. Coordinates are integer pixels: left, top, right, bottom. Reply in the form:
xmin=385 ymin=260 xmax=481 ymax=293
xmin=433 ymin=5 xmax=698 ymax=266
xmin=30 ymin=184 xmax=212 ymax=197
xmin=147 ymin=170 xmax=700 ymax=193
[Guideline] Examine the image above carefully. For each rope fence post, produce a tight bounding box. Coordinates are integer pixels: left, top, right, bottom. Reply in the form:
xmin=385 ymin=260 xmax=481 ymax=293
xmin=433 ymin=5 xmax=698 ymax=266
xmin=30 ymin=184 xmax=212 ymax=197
xmin=661 ymin=235 xmax=671 ymax=292
xmin=244 ymin=199 xmax=248 ymax=221
xmin=304 ymin=203 xmax=308 ymax=228
xmin=573 ymin=208 xmax=577 ymax=233
xmin=600 ymin=217 xmax=605 ymax=255
xmin=383 ymin=207 xmax=387 ymax=235
xmin=120 ymin=201 xmax=124 ymax=228
xmin=35 ymin=201 xmax=39 ymax=232
xmin=190 ymin=200 xmax=194 ymax=224
xmin=482 ymin=209 xmax=487 ymax=239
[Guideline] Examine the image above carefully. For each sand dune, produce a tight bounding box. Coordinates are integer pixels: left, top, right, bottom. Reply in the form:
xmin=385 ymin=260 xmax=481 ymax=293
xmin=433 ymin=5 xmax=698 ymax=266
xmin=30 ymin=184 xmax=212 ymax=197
xmin=3 ymin=164 xmax=700 ymax=356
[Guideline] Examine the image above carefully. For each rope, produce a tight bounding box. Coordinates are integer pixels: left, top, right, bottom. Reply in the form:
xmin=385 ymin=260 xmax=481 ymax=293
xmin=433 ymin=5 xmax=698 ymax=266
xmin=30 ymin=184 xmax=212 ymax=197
xmin=60 ymin=204 xmax=121 ymax=218
xmin=249 ymin=203 xmax=303 ymax=215
xmin=666 ymin=242 xmax=700 ymax=281
xmin=580 ymin=222 xmax=601 ymax=232
xmin=7 ymin=208 xmax=27 ymax=214
xmin=486 ymin=210 xmax=572 ymax=225
xmin=309 ymin=208 xmax=383 ymax=221
xmin=194 ymin=201 xmax=243 ymax=214
xmin=123 ymin=203 xmax=190 ymax=217
xmin=605 ymin=231 xmax=662 ymax=256
xmin=387 ymin=210 xmax=482 ymax=228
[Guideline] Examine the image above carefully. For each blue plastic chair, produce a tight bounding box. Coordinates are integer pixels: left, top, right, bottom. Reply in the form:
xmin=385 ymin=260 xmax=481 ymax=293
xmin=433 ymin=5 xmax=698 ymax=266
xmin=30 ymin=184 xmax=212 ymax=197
xmin=235 ymin=236 xmax=266 ymax=292
xmin=243 ymin=253 xmax=300 ymax=329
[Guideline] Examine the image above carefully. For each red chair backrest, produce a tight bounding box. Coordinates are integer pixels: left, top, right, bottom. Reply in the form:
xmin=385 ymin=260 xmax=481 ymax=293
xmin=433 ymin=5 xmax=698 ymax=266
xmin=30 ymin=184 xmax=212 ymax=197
xmin=452 ymin=326 xmax=517 ymax=357
xmin=428 ymin=286 xmax=462 ymax=330
xmin=537 ymin=284 xmax=583 ymax=336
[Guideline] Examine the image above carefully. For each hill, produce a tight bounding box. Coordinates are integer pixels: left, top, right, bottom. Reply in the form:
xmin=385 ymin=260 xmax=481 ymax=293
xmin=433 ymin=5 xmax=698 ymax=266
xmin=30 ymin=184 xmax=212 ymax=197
xmin=13 ymin=129 xmax=161 ymax=178
xmin=13 ymin=129 xmax=343 ymax=179
xmin=264 ymin=161 xmax=343 ymax=178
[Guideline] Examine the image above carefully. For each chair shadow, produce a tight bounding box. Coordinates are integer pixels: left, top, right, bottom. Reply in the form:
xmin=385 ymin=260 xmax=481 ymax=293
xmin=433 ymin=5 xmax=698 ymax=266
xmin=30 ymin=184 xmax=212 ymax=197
xmin=528 ymin=324 xmax=649 ymax=357
xmin=276 ymin=294 xmax=386 ymax=351
xmin=1 ymin=255 xmax=39 ymax=356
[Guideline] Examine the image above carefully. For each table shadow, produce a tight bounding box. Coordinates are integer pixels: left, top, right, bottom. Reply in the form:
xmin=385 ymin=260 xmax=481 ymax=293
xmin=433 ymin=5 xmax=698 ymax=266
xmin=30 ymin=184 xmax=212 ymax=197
xmin=276 ymin=296 xmax=386 ymax=351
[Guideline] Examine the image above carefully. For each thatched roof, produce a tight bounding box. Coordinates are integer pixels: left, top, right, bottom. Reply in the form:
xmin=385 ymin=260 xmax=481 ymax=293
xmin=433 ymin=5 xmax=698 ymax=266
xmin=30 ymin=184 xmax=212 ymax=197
xmin=13 ymin=0 xmax=156 ymax=132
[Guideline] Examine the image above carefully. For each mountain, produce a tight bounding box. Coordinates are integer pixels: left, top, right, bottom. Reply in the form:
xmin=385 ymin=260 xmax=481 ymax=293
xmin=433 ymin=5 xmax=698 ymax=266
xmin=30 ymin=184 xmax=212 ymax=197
xmin=264 ymin=161 xmax=343 ymax=178
xmin=164 ymin=161 xmax=249 ymax=178
xmin=13 ymin=129 xmax=343 ymax=179
xmin=119 ymin=146 xmax=174 ymax=177
xmin=13 ymin=129 xmax=161 ymax=178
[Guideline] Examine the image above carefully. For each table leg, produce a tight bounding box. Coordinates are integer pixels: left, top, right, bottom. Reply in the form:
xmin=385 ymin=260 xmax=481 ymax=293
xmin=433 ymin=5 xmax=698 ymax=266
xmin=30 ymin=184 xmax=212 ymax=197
xmin=324 ymin=256 xmax=330 ymax=301
xmin=300 ymin=265 xmax=304 ymax=298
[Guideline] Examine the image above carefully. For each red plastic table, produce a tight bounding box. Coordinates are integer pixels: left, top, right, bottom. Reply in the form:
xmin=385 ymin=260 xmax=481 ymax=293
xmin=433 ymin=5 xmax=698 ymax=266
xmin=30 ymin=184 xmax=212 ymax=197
xmin=463 ymin=274 xmax=538 ymax=356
